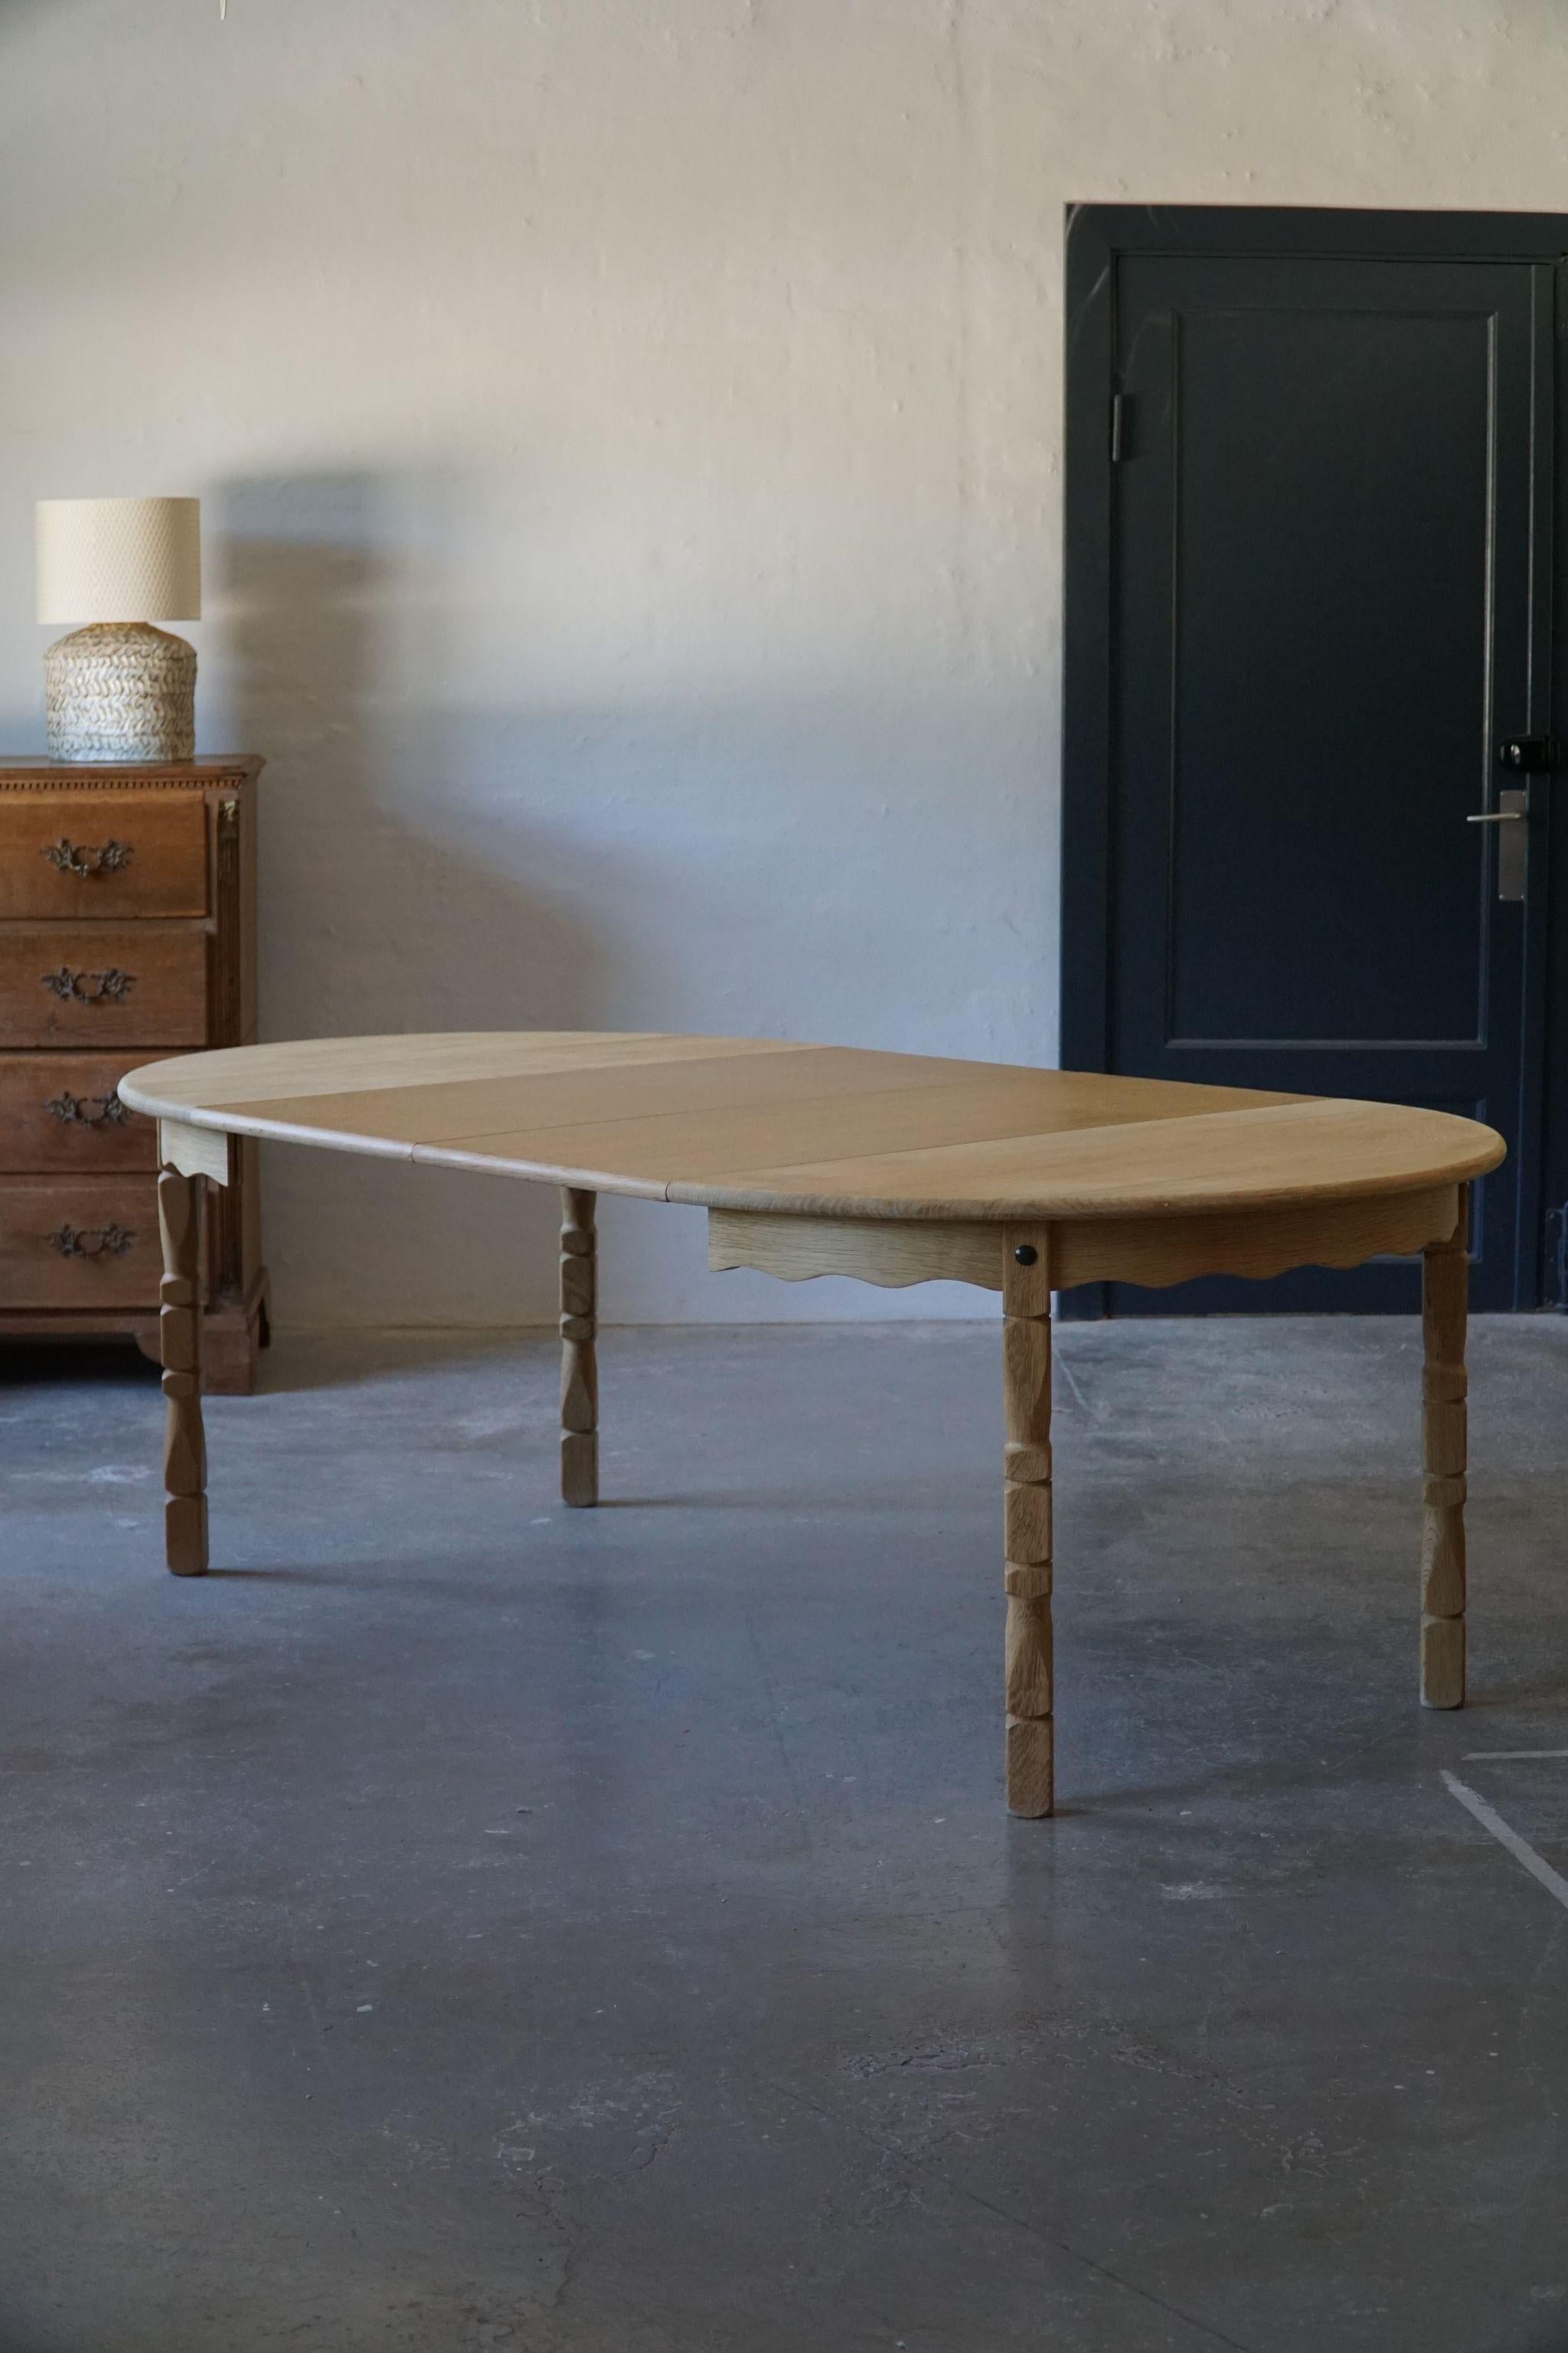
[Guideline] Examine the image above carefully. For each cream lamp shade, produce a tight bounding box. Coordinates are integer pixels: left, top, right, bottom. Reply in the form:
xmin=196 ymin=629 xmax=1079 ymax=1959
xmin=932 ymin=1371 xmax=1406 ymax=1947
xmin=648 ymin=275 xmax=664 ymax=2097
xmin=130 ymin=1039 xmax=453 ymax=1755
xmin=36 ymin=496 xmax=201 ymax=625
xmin=35 ymin=497 xmax=202 ymax=759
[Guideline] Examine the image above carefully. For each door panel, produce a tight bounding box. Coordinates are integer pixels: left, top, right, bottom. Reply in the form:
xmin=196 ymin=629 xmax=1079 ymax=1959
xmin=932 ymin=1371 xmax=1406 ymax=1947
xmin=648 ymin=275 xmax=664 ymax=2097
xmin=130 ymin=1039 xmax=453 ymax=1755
xmin=1086 ymin=247 xmax=1547 ymax=1312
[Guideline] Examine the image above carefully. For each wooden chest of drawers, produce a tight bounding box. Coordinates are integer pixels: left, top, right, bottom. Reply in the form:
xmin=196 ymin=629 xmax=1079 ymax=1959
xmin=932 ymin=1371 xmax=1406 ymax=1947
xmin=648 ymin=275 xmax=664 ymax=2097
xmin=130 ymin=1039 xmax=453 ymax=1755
xmin=0 ymin=757 xmax=268 ymax=1392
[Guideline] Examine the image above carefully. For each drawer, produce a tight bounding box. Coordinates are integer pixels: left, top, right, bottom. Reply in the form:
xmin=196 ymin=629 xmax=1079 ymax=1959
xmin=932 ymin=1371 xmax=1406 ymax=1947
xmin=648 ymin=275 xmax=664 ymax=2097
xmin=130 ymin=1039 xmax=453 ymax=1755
xmin=0 ymin=928 xmax=208 ymax=1047
xmin=0 ymin=793 xmax=207 ymax=918
xmin=0 ymin=1054 xmax=158 ymax=1173
xmin=0 ymin=1177 xmax=163 ymax=1308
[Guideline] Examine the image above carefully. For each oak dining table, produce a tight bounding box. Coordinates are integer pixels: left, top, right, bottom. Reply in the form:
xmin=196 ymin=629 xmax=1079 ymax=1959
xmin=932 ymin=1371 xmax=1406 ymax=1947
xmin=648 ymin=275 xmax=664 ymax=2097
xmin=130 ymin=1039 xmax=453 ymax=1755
xmin=118 ymin=1031 xmax=1507 ymax=1819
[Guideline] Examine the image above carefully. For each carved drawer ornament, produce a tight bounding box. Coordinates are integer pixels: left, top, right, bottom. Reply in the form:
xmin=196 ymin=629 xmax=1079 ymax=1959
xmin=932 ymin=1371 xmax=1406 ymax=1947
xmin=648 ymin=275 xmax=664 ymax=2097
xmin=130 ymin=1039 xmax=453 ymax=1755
xmin=41 ymin=836 xmax=133 ymax=880
xmin=44 ymin=1088 xmax=128 ymax=1128
xmin=49 ymin=1221 xmax=135 ymax=1260
xmin=41 ymin=966 xmax=134 ymax=1005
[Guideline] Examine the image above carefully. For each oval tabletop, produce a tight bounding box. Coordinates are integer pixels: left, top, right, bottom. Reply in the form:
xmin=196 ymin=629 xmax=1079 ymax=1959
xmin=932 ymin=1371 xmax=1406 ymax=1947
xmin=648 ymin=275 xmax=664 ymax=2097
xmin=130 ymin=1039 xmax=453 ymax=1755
xmin=118 ymin=1032 xmax=1508 ymax=1224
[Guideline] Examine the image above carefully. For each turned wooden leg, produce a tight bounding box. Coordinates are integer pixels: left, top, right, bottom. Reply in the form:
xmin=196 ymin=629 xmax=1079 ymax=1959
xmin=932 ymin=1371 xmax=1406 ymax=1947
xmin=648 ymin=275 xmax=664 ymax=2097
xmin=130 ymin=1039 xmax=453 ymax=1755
xmin=1421 ymin=1187 xmax=1468 ymax=1708
xmin=158 ymin=1166 xmax=208 ymax=1576
xmin=1002 ymin=1225 xmax=1054 ymax=1815
xmin=560 ymin=1186 xmax=598 ymax=1508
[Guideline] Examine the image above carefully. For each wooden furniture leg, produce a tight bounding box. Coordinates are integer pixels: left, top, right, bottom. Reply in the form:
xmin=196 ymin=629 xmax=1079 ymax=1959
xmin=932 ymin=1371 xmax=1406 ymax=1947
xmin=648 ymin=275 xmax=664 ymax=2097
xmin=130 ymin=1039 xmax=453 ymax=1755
xmin=158 ymin=1165 xmax=208 ymax=1576
xmin=1421 ymin=1185 xmax=1468 ymax=1708
xmin=560 ymin=1186 xmax=598 ymax=1507
xmin=1002 ymin=1226 xmax=1054 ymax=1815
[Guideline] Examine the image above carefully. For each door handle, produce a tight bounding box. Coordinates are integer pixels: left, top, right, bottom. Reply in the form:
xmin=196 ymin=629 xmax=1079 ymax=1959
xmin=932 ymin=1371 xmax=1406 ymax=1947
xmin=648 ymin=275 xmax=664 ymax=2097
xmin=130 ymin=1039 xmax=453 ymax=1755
xmin=1468 ymin=786 xmax=1527 ymax=900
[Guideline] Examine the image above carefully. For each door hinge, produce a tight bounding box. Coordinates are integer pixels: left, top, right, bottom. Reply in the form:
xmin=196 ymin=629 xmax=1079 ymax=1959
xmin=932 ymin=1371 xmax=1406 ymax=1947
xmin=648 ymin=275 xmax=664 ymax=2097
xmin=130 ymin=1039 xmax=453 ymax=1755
xmin=1109 ymin=391 xmax=1130 ymax=462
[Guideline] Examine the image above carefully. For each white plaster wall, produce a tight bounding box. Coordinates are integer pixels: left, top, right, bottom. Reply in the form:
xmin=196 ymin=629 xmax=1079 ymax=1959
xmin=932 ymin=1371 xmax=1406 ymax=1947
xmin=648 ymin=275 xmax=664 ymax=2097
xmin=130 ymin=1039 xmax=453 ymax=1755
xmin=1 ymin=0 xmax=1563 ymax=1325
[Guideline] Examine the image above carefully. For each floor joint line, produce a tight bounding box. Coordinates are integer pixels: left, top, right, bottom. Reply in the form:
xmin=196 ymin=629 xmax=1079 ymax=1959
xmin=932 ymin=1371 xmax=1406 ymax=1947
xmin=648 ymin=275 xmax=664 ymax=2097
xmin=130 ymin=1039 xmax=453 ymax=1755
xmin=1441 ymin=1770 xmax=1568 ymax=1912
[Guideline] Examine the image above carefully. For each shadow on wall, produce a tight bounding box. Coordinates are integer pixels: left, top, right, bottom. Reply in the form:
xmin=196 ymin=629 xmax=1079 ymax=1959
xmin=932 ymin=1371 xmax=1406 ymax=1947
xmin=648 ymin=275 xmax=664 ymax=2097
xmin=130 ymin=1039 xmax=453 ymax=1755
xmin=214 ymin=472 xmax=609 ymax=1333
xmin=204 ymin=473 xmax=1050 ymax=1335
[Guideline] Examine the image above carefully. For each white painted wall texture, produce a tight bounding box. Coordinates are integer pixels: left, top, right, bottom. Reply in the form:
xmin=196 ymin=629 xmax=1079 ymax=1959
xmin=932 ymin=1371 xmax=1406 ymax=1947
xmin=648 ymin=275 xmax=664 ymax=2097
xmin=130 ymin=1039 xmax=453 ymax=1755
xmin=1 ymin=0 xmax=1563 ymax=1325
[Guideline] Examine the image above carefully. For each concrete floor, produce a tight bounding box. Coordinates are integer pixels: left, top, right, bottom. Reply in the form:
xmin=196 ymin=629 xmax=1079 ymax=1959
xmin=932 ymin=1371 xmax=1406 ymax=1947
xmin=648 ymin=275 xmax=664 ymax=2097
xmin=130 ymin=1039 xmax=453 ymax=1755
xmin=4 ymin=1315 xmax=1568 ymax=2352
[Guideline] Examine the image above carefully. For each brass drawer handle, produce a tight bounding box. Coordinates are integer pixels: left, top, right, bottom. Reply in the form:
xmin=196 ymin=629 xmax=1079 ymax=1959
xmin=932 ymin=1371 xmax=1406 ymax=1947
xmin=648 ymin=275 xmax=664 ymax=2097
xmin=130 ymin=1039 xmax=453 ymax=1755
xmin=49 ymin=1221 xmax=135 ymax=1260
xmin=41 ymin=836 xmax=134 ymax=880
xmin=44 ymin=1089 xmax=129 ymax=1128
xmin=41 ymin=966 xmax=134 ymax=1005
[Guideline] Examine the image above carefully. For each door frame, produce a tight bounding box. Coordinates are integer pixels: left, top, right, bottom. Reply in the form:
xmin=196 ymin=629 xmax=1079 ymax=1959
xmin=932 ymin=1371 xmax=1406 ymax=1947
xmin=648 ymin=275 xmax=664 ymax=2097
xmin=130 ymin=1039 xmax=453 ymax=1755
xmin=1061 ymin=204 xmax=1568 ymax=1312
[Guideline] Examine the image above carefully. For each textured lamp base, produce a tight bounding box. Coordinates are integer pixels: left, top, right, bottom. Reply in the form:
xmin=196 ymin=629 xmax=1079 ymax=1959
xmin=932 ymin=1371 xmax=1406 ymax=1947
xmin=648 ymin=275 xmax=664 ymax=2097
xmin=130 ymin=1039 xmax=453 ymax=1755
xmin=44 ymin=623 xmax=196 ymax=761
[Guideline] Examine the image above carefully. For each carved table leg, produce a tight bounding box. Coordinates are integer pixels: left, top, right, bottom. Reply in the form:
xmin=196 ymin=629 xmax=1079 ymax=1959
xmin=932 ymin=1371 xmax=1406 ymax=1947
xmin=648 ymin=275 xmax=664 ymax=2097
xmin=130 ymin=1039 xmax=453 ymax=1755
xmin=158 ymin=1166 xmax=208 ymax=1576
xmin=560 ymin=1187 xmax=598 ymax=1507
xmin=1421 ymin=1186 xmax=1468 ymax=1708
xmin=1002 ymin=1225 xmax=1054 ymax=1815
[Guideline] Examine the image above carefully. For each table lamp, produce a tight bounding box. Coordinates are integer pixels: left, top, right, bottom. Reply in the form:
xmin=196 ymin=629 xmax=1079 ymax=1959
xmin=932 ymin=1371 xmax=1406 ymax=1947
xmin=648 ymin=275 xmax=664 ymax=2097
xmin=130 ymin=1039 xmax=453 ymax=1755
xmin=35 ymin=496 xmax=201 ymax=761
